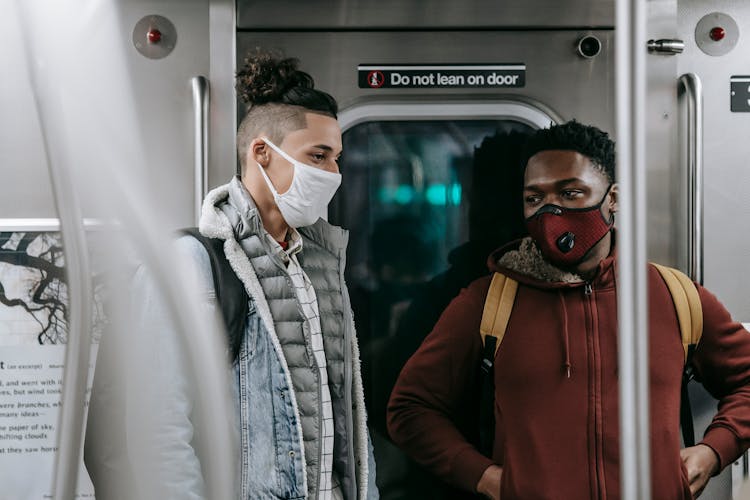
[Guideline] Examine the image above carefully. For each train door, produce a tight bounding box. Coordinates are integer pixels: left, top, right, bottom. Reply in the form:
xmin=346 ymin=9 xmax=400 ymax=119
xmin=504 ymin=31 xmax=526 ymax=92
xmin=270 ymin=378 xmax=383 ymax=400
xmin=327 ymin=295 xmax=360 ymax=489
xmin=236 ymin=2 xmax=620 ymax=496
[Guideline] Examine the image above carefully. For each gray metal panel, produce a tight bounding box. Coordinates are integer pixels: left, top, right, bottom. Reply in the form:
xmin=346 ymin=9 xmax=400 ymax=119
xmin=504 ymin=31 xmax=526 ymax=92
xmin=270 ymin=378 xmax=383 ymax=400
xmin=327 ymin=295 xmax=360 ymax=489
xmin=209 ymin=0 xmax=238 ymax=185
xmin=237 ymin=0 xmax=614 ymax=29
xmin=677 ymin=0 xmax=750 ymax=322
xmin=1 ymin=0 xmax=215 ymax=227
xmin=676 ymin=4 xmax=750 ymax=500
xmin=645 ymin=0 xmax=681 ymax=266
xmin=115 ymin=0 xmax=211 ymax=229
xmin=237 ymin=30 xmax=615 ymax=134
xmin=0 ymin=7 xmax=56 ymax=218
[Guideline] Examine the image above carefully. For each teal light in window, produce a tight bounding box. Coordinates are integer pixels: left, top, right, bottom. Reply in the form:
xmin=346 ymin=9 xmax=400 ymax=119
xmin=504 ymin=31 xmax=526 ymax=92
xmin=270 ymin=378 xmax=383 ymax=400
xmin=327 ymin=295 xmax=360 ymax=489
xmin=425 ymin=184 xmax=447 ymax=205
xmin=450 ymin=183 xmax=462 ymax=204
xmin=379 ymin=183 xmax=461 ymax=205
xmin=378 ymin=185 xmax=415 ymax=205
xmin=394 ymin=185 xmax=415 ymax=204
xmin=425 ymin=183 xmax=462 ymax=205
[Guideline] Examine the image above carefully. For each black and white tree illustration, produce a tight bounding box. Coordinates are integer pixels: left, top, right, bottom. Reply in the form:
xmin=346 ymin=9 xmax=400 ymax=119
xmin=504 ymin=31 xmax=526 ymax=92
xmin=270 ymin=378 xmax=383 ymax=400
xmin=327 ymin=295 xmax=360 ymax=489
xmin=0 ymin=231 xmax=105 ymax=345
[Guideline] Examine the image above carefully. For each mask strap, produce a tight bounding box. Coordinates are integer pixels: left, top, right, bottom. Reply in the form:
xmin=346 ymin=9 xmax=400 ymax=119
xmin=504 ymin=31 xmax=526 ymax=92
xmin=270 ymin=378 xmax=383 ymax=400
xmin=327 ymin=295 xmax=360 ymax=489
xmin=256 ymin=137 xmax=298 ymax=197
xmin=599 ymin=183 xmax=615 ymax=225
xmin=255 ymin=161 xmax=280 ymax=197
xmin=262 ymin=137 xmax=298 ymax=166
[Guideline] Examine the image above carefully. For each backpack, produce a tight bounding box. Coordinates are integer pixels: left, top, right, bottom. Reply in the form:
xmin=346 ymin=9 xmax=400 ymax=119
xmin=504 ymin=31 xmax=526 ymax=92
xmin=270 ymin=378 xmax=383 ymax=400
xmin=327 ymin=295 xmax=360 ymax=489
xmin=180 ymin=228 xmax=248 ymax=362
xmin=477 ymin=264 xmax=703 ymax=456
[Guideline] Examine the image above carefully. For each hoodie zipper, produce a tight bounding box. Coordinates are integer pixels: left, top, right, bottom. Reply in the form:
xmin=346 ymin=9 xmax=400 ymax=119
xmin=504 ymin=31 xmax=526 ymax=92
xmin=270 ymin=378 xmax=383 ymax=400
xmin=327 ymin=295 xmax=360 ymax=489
xmin=584 ymin=280 xmax=606 ymax=499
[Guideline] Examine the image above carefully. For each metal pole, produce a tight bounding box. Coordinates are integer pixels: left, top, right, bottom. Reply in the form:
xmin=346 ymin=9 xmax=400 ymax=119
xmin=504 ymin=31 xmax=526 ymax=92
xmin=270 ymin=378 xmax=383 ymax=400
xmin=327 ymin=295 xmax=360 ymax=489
xmin=15 ymin=3 xmax=95 ymax=497
xmin=616 ymin=0 xmax=651 ymax=499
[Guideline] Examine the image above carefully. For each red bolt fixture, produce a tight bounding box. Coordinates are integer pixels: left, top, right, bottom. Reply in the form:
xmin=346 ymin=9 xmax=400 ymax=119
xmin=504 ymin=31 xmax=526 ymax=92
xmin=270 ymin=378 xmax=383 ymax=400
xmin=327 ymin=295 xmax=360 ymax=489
xmin=147 ymin=28 xmax=162 ymax=44
xmin=709 ymin=26 xmax=726 ymax=41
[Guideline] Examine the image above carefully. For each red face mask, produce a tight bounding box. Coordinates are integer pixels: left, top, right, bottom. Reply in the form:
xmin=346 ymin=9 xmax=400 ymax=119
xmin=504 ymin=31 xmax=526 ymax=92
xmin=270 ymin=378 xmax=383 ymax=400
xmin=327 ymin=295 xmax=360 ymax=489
xmin=525 ymin=186 xmax=614 ymax=268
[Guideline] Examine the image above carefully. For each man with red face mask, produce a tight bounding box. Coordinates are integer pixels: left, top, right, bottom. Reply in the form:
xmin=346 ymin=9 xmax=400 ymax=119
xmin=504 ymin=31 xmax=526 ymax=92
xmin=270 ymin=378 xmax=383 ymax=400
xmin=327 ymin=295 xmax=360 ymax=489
xmin=387 ymin=121 xmax=750 ymax=500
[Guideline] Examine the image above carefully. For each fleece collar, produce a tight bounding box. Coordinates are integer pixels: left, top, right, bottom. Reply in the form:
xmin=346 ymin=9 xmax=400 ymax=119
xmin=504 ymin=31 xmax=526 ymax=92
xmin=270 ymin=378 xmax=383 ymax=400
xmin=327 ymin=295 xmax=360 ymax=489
xmin=490 ymin=233 xmax=618 ymax=288
xmin=199 ymin=177 xmax=349 ymax=258
xmin=493 ymin=237 xmax=585 ymax=284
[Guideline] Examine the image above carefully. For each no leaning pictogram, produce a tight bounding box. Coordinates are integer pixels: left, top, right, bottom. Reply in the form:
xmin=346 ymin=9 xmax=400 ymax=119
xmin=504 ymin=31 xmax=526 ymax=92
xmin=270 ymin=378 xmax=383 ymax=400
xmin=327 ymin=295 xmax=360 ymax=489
xmin=366 ymin=70 xmax=385 ymax=88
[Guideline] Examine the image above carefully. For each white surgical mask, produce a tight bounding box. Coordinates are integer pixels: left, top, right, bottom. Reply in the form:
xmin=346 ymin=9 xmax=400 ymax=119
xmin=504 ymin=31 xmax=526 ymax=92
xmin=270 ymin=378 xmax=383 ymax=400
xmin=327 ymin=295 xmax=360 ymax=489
xmin=256 ymin=137 xmax=342 ymax=228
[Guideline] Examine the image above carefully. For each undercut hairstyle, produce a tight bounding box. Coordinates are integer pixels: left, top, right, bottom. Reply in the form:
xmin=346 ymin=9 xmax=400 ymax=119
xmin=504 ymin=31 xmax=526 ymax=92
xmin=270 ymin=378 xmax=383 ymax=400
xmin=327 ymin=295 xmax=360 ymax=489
xmin=520 ymin=120 xmax=616 ymax=182
xmin=235 ymin=49 xmax=338 ymax=173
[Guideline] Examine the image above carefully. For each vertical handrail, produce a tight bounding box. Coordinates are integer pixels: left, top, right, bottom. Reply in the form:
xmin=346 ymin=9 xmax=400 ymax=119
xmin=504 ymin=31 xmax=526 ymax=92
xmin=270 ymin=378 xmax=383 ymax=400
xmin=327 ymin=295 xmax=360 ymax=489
xmin=17 ymin=4 xmax=95 ymax=497
xmin=51 ymin=213 xmax=93 ymax=500
xmin=192 ymin=76 xmax=209 ymax=224
xmin=678 ymin=73 xmax=704 ymax=285
xmin=616 ymin=0 xmax=651 ymax=498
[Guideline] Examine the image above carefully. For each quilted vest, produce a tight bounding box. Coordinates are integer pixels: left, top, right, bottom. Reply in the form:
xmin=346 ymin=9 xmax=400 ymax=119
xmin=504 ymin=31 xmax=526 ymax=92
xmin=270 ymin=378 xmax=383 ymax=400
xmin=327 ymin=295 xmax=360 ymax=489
xmin=220 ymin=181 xmax=355 ymax=499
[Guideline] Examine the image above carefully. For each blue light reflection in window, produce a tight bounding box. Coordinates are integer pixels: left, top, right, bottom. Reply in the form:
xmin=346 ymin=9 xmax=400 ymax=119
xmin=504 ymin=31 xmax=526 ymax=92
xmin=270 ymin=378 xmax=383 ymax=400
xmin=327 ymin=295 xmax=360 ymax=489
xmin=379 ymin=183 xmax=462 ymax=205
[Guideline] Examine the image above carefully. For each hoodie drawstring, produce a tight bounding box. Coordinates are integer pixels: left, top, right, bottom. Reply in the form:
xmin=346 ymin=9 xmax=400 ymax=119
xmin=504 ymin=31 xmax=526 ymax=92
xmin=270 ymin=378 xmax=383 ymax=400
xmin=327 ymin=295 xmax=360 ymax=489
xmin=558 ymin=291 xmax=572 ymax=378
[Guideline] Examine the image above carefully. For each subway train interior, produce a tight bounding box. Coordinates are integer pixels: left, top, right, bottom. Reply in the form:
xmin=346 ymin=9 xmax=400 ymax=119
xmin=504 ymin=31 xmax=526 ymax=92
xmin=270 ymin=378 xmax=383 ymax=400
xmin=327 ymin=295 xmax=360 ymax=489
xmin=2 ymin=0 xmax=750 ymax=498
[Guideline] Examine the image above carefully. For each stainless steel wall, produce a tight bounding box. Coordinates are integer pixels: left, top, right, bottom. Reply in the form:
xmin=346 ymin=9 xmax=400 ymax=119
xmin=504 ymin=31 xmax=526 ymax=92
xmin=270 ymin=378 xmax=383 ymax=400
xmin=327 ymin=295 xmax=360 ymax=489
xmin=0 ymin=0 xmax=213 ymax=227
xmin=237 ymin=0 xmax=614 ymax=29
xmin=237 ymin=30 xmax=615 ymax=132
xmin=677 ymin=2 xmax=750 ymax=499
xmin=677 ymin=0 xmax=750 ymax=321
xmin=115 ymin=0 xmax=211 ymax=228
xmin=645 ymin=0 xmax=680 ymax=265
xmin=0 ymin=7 xmax=56 ymax=218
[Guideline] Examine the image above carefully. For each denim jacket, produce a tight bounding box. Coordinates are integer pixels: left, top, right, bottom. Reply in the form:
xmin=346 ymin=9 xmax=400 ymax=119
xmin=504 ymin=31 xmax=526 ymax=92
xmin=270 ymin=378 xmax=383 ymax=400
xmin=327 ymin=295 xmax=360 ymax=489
xmin=186 ymin=179 xmax=378 ymax=500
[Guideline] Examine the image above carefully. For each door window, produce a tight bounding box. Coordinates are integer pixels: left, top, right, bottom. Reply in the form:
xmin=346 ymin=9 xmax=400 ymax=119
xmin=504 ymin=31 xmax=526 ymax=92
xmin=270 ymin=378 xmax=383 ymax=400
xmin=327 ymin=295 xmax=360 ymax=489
xmin=330 ymin=113 xmax=546 ymax=498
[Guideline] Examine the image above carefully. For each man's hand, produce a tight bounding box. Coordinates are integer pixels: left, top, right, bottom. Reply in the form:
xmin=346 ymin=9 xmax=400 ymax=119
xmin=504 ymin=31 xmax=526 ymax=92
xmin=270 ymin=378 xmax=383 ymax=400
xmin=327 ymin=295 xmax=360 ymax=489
xmin=476 ymin=464 xmax=503 ymax=500
xmin=680 ymin=444 xmax=720 ymax=498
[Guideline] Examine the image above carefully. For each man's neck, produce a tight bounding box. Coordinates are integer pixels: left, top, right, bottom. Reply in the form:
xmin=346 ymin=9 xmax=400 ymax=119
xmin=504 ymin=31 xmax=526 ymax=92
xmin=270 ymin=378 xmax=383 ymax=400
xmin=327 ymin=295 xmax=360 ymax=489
xmin=242 ymin=176 xmax=289 ymax=242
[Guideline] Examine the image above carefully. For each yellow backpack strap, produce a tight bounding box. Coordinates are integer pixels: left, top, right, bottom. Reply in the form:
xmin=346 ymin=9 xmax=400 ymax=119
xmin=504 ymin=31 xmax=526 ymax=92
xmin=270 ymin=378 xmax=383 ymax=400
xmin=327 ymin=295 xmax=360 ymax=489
xmin=480 ymin=272 xmax=519 ymax=359
xmin=652 ymin=263 xmax=703 ymax=361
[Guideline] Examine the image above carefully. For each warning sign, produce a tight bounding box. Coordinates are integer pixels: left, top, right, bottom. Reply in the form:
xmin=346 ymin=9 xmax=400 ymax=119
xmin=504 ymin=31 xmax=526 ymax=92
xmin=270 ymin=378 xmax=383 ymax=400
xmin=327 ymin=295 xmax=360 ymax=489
xmin=358 ymin=64 xmax=526 ymax=89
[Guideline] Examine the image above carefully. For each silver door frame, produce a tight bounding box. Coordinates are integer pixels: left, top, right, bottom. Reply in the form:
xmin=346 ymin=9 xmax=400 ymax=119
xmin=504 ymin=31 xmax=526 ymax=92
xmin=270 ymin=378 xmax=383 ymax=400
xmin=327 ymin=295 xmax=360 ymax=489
xmin=338 ymin=99 xmax=559 ymax=132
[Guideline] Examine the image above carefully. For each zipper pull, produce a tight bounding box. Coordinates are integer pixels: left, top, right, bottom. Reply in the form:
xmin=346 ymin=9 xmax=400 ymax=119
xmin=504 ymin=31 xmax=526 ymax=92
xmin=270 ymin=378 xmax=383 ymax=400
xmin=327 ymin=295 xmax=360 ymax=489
xmin=584 ymin=283 xmax=592 ymax=295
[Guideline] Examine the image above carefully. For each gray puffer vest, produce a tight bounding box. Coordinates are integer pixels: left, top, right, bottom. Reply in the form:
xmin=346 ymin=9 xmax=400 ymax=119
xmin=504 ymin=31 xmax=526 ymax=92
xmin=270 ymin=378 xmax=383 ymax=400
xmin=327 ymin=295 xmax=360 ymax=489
xmin=198 ymin=178 xmax=374 ymax=500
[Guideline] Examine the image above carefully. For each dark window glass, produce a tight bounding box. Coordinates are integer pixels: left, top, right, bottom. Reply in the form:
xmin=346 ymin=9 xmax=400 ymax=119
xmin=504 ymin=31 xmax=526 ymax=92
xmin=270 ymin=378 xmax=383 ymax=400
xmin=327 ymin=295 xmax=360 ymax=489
xmin=330 ymin=119 xmax=535 ymax=499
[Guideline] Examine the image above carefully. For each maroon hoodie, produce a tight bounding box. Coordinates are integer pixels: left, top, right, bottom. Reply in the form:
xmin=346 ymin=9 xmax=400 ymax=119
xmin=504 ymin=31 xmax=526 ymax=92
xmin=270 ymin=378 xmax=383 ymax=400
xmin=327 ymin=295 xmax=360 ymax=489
xmin=387 ymin=237 xmax=750 ymax=499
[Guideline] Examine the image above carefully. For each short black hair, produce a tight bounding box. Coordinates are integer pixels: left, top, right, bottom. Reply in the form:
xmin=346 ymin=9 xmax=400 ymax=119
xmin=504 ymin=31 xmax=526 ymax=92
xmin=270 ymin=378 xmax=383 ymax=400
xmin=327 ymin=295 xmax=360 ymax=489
xmin=520 ymin=121 xmax=615 ymax=182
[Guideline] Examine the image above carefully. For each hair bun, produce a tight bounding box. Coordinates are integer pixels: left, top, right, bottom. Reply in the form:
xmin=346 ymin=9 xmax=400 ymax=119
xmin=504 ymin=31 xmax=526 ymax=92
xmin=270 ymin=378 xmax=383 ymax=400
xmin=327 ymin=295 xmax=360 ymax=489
xmin=236 ymin=49 xmax=314 ymax=105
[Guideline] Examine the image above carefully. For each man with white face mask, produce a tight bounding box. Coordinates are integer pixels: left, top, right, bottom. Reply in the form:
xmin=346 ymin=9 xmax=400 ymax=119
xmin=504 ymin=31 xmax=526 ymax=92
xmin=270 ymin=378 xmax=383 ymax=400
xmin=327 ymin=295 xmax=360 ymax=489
xmin=197 ymin=51 xmax=377 ymax=500
xmin=84 ymin=50 xmax=378 ymax=500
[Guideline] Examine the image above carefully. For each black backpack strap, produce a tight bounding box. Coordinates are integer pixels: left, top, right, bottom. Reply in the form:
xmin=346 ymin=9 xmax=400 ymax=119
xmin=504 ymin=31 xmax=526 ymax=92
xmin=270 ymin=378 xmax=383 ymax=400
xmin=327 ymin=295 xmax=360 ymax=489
xmin=681 ymin=344 xmax=698 ymax=447
xmin=478 ymin=335 xmax=497 ymax=457
xmin=180 ymin=228 xmax=248 ymax=362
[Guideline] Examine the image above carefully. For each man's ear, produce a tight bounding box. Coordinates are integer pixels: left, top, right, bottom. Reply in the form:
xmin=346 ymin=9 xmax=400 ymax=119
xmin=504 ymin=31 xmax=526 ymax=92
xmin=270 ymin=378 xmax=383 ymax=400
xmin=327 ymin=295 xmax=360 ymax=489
xmin=250 ymin=138 xmax=269 ymax=168
xmin=608 ymin=183 xmax=618 ymax=213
